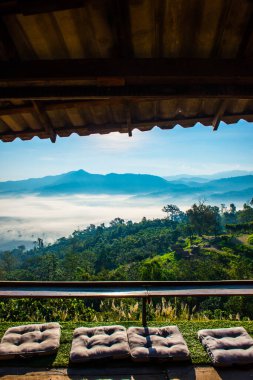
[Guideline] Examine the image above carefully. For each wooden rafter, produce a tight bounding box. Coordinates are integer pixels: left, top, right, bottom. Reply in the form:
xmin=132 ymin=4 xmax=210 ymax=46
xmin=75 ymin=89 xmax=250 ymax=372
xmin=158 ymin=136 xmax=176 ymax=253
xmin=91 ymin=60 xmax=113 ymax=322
xmin=0 ymin=19 xmax=19 ymax=60
xmin=113 ymin=0 xmax=133 ymax=58
xmin=237 ymin=3 xmax=253 ymax=57
xmin=211 ymin=0 xmax=232 ymax=57
xmin=32 ymin=101 xmax=56 ymax=143
xmin=212 ymin=100 xmax=228 ymax=131
xmin=153 ymin=0 xmax=164 ymax=57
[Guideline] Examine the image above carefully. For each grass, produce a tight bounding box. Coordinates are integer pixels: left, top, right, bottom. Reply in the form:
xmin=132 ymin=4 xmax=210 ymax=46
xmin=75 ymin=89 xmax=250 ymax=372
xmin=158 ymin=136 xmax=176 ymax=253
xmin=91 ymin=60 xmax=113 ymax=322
xmin=0 ymin=320 xmax=253 ymax=367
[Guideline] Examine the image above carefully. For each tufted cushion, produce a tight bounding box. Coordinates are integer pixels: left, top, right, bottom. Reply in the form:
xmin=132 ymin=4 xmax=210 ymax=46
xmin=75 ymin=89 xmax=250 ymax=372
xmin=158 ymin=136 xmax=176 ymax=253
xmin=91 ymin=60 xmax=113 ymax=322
xmin=198 ymin=327 xmax=253 ymax=367
xmin=70 ymin=325 xmax=130 ymax=363
xmin=0 ymin=323 xmax=61 ymax=360
xmin=127 ymin=326 xmax=190 ymax=362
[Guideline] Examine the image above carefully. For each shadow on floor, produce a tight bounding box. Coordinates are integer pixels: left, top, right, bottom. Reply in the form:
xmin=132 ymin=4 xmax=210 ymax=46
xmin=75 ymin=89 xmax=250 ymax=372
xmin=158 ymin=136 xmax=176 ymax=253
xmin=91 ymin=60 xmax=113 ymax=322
xmin=1 ymin=364 xmax=253 ymax=379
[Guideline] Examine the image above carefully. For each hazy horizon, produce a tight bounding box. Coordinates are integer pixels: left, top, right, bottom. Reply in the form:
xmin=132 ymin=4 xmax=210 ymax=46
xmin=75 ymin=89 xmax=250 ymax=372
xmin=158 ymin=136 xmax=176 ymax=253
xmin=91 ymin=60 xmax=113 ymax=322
xmin=1 ymin=121 xmax=253 ymax=181
xmin=1 ymin=120 xmax=252 ymax=250
xmin=0 ymin=167 xmax=253 ymax=183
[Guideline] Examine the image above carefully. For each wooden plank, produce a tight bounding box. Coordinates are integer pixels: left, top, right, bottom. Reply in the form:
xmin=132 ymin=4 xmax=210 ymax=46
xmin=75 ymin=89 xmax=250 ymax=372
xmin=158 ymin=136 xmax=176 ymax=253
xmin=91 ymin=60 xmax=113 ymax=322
xmin=0 ymin=288 xmax=148 ymax=298
xmin=0 ymin=366 xmax=169 ymax=379
xmin=1 ymin=366 xmax=253 ymax=380
xmin=1 ymin=281 xmax=253 ymax=298
xmin=147 ymin=284 xmax=253 ymax=297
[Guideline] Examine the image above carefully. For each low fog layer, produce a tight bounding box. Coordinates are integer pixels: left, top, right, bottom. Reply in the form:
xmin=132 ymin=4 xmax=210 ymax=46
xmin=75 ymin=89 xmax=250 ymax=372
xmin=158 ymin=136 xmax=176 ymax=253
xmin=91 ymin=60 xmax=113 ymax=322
xmin=0 ymin=193 xmax=245 ymax=251
xmin=0 ymin=194 xmax=174 ymax=250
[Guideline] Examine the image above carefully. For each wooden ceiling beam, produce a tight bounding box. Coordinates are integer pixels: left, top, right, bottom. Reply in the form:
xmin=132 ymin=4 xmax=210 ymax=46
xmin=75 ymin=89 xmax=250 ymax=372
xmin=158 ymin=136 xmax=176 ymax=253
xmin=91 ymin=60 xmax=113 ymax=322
xmin=32 ymin=101 xmax=56 ymax=143
xmin=1 ymin=84 xmax=253 ymax=100
xmin=0 ymin=0 xmax=86 ymax=15
xmin=0 ymin=59 xmax=253 ymax=85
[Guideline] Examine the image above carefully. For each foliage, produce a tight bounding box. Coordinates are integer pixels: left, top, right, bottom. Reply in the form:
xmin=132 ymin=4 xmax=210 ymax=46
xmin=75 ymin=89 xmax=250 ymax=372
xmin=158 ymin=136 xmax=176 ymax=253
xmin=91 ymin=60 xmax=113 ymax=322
xmin=248 ymin=234 xmax=253 ymax=245
xmin=186 ymin=201 xmax=221 ymax=236
xmin=0 ymin=299 xmax=95 ymax=322
xmin=1 ymin=199 xmax=253 ymax=321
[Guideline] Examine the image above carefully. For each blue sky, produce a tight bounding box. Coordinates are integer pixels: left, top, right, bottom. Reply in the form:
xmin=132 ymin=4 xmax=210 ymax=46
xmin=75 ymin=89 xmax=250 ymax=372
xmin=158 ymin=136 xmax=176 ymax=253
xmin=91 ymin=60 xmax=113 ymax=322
xmin=0 ymin=120 xmax=253 ymax=180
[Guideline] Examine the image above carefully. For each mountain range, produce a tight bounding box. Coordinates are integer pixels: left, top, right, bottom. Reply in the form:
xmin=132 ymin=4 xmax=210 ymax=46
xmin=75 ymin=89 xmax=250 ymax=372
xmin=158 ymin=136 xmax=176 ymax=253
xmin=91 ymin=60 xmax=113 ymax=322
xmin=0 ymin=169 xmax=252 ymax=203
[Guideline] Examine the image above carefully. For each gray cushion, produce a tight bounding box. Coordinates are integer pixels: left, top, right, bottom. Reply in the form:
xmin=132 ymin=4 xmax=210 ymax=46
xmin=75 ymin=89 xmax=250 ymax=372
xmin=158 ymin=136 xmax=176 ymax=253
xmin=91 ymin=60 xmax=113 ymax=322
xmin=0 ymin=323 xmax=61 ymax=360
xmin=198 ymin=327 xmax=253 ymax=367
xmin=70 ymin=325 xmax=130 ymax=363
xmin=127 ymin=326 xmax=190 ymax=362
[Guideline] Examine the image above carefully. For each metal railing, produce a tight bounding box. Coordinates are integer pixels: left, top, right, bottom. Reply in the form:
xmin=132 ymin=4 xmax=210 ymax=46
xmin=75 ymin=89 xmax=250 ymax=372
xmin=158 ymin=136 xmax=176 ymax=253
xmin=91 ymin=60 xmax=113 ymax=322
xmin=1 ymin=280 xmax=253 ymax=325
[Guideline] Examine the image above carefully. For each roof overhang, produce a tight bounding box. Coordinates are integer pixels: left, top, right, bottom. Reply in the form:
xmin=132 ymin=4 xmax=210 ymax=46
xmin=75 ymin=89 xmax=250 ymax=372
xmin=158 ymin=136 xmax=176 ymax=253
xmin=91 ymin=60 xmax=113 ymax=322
xmin=0 ymin=0 xmax=253 ymax=142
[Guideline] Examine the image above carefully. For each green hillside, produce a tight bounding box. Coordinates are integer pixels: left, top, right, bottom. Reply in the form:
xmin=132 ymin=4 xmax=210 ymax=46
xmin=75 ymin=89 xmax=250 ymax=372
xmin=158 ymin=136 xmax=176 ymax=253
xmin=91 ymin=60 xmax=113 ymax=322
xmin=1 ymin=200 xmax=253 ymax=322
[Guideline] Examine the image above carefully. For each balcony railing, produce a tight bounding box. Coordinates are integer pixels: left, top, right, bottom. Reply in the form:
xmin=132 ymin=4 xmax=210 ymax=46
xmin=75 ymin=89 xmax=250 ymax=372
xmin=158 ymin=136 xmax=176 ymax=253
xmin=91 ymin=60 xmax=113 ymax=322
xmin=1 ymin=280 xmax=253 ymax=325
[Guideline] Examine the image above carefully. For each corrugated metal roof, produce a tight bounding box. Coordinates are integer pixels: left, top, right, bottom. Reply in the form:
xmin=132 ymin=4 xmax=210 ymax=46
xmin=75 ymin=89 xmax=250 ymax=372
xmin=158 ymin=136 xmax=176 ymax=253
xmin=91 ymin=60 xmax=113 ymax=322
xmin=0 ymin=0 xmax=253 ymax=142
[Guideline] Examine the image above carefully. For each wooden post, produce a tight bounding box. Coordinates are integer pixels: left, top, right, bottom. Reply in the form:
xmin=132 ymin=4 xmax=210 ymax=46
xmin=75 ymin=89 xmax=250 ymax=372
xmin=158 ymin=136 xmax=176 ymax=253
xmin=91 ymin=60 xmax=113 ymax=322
xmin=142 ymin=297 xmax=147 ymax=326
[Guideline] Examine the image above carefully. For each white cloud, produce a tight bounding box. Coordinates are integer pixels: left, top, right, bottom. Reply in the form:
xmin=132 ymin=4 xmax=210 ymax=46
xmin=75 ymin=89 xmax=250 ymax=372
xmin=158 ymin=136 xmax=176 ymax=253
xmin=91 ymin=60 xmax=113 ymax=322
xmin=0 ymin=194 xmax=165 ymax=243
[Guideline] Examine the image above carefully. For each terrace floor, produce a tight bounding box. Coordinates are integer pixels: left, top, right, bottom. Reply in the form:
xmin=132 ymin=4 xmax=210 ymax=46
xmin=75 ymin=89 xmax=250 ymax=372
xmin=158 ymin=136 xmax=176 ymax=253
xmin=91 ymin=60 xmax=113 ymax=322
xmin=1 ymin=321 xmax=253 ymax=379
xmin=1 ymin=365 xmax=253 ymax=379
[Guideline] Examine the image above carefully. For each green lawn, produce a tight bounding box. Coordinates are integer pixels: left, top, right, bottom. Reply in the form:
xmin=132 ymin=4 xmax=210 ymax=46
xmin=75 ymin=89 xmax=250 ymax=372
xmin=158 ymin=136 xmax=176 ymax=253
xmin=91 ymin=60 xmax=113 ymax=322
xmin=0 ymin=320 xmax=253 ymax=367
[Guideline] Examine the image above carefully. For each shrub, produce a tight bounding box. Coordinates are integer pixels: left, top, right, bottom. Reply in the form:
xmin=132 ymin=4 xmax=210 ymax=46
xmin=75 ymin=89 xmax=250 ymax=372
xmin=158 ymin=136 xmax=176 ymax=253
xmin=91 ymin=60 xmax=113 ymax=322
xmin=248 ymin=235 xmax=253 ymax=245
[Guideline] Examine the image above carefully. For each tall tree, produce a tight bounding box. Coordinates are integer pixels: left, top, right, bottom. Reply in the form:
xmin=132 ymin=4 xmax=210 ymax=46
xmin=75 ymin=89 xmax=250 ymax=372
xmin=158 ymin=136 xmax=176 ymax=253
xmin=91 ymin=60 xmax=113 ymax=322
xmin=162 ymin=204 xmax=183 ymax=222
xmin=186 ymin=202 xmax=221 ymax=236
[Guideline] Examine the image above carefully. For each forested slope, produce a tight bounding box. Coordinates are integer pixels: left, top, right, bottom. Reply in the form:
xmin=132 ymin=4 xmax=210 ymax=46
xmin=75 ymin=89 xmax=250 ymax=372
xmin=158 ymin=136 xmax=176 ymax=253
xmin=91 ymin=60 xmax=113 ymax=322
xmin=1 ymin=200 xmax=253 ymax=320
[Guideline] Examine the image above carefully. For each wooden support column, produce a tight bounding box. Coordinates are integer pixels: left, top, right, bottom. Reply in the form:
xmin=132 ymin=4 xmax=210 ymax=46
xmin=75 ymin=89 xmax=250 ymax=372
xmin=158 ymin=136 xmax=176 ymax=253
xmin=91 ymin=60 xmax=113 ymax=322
xmin=142 ymin=297 xmax=147 ymax=326
xmin=32 ymin=101 xmax=56 ymax=142
xmin=212 ymin=100 xmax=228 ymax=131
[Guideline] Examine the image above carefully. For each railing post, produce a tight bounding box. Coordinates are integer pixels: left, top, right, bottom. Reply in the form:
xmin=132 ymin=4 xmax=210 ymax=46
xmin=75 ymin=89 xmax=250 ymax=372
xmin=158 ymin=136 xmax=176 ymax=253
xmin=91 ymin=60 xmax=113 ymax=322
xmin=142 ymin=297 xmax=147 ymax=326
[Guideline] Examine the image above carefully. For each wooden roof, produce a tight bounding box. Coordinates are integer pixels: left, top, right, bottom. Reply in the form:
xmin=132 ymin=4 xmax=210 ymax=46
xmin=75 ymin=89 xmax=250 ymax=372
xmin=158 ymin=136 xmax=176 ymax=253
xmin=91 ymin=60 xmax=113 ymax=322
xmin=0 ymin=0 xmax=253 ymax=142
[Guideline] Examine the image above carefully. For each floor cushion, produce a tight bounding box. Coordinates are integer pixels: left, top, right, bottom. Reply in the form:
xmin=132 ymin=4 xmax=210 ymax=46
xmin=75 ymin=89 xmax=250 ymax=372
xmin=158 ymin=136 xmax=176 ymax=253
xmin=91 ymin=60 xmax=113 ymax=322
xmin=70 ymin=325 xmax=130 ymax=363
xmin=198 ymin=327 xmax=253 ymax=367
xmin=127 ymin=326 xmax=190 ymax=362
xmin=0 ymin=322 xmax=61 ymax=360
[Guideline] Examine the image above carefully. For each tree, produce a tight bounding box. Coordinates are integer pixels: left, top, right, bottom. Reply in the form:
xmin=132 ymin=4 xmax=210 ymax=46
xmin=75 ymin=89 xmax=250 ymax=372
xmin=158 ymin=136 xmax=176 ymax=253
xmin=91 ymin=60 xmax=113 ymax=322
xmin=222 ymin=203 xmax=237 ymax=225
xmin=186 ymin=202 xmax=221 ymax=236
xmin=110 ymin=218 xmax=125 ymax=226
xmin=229 ymin=203 xmax=236 ymax=214
xmin=237 ymin=202 xmax=253 ymax=223
xmin=162 ymin=204 xmax=183 ymax=222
